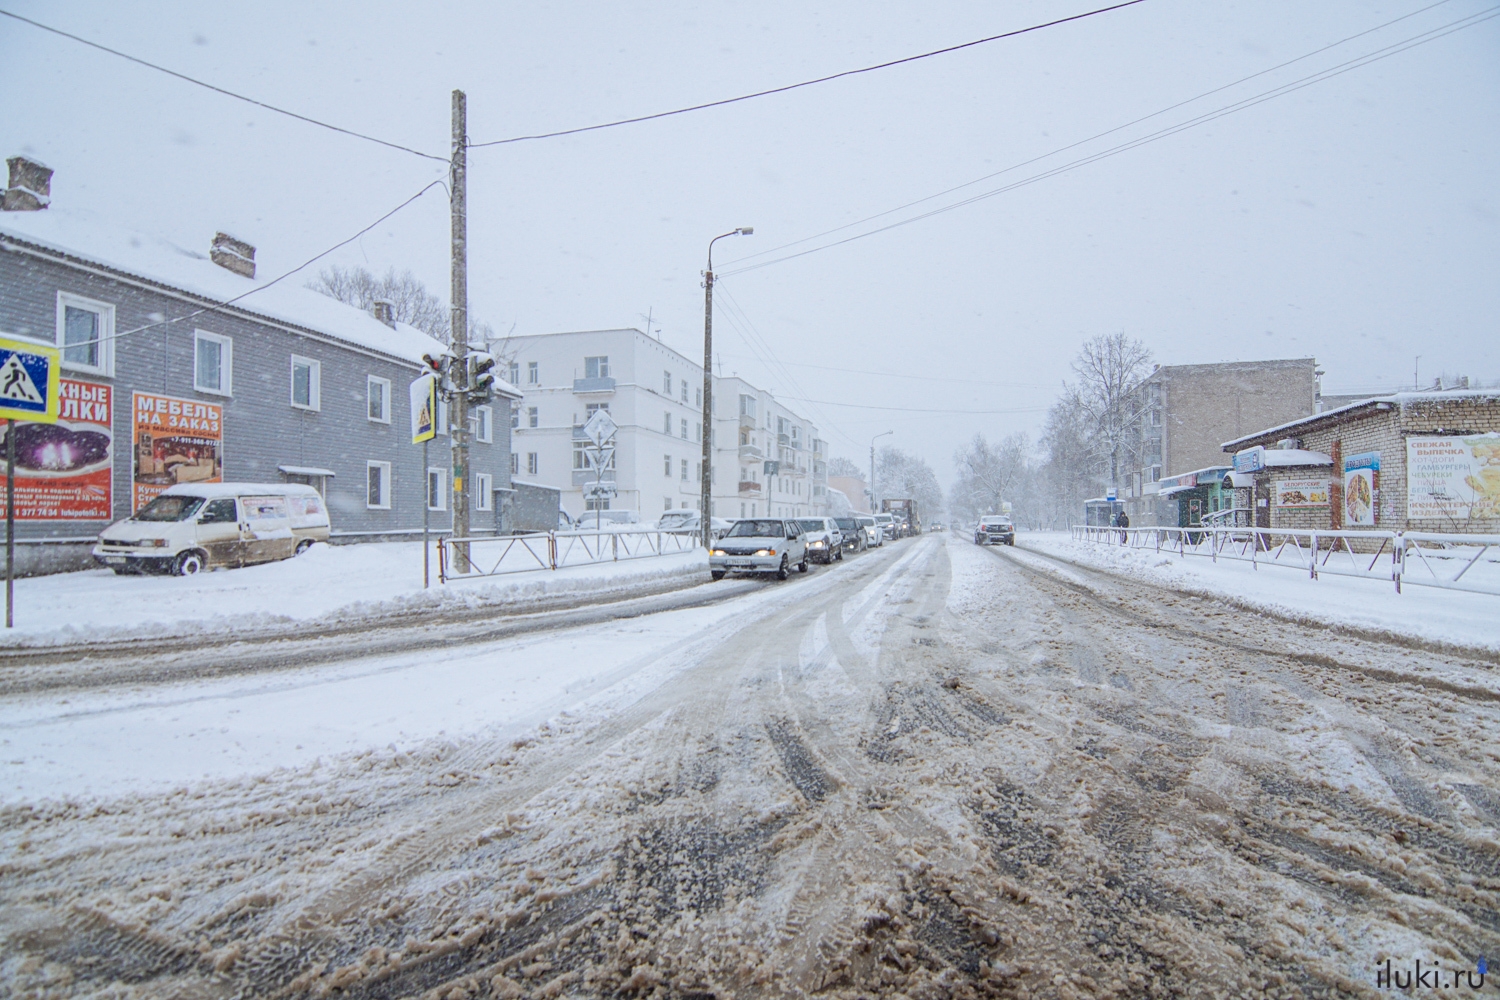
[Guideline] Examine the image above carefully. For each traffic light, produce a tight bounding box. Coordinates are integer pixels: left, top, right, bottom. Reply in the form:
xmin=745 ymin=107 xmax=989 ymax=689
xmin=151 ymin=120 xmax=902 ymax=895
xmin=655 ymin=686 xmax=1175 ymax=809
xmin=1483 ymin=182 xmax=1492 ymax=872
xmin=467 ymin=352 xmax=497 ymax=404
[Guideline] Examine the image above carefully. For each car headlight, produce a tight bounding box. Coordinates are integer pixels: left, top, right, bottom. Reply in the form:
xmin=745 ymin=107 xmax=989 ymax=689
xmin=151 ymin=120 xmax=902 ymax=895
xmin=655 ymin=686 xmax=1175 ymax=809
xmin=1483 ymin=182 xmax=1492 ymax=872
xmin=145 ymin=539 xmax=168 ymax=548
xmin=711 ymin=549 xmax=726 ymax=556
xmin=754 ymin=548 xmax=774 ymax=557
xmin=810 ymin=540 xmax=825 ymax=548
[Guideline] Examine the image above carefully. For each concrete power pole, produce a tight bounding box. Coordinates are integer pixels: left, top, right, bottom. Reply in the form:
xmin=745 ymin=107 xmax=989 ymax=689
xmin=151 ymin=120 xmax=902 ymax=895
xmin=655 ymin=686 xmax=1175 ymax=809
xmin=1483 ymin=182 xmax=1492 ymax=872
xmin=700 ymin=267 xmax=714 ymax=549
xmin=450 ymin=89 xmax=471 ymax=570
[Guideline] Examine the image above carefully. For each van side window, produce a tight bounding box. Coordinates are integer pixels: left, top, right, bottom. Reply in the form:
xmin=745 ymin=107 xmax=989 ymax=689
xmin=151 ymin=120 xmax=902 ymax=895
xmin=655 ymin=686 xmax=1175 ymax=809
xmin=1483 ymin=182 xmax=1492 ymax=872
xmin=200 ymin=498 xmax=237 ymax=524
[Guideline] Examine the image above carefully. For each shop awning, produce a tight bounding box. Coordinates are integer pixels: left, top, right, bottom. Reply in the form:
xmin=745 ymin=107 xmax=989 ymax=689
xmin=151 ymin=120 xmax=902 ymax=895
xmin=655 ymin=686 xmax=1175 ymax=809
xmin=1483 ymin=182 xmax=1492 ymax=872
xmin=278 ymin=465 xmax=337 ymax=477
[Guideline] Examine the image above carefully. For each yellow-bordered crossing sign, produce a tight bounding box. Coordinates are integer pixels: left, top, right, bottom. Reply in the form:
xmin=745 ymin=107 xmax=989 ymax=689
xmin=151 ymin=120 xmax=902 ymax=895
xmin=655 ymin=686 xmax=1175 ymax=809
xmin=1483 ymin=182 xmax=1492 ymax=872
xmin=0 ymin=336 xmax=61 ymax=424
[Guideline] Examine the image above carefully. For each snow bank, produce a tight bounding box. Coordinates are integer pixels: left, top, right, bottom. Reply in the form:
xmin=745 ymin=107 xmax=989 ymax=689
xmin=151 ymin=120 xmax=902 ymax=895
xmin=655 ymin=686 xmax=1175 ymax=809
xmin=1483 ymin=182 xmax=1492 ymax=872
xmin=1013 ymin=532 xmax=1499 ymax=655
xmin=1 ymin=541 xmax=710 ymax=647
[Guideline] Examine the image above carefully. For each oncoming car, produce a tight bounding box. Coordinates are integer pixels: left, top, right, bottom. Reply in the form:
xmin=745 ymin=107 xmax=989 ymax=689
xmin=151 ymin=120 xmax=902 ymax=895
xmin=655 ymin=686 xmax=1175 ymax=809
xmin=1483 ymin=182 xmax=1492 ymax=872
xmin=709 ymin=518 xmax=809 ymax=581
xmin=975 ymin=515 xmax=1015 ymax=545
xmin=796 ymin=517 xmax=843 ymax=563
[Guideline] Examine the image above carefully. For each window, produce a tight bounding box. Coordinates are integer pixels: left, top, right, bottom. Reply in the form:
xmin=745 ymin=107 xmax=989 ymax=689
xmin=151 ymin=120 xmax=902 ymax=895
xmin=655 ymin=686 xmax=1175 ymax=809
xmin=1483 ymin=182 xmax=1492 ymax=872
xmin=507 ymin=360 xmax=520 ymax=385
xmin=573 ymin=440 xmax=588 ymax=470
xmin=366 ymin=461 xmax=391 ymax=509
xmin=528 ymin=361 xmax=539 ymax=384
xmin=512 ymin=408 xmax=520 ymax=429
xmin=680 ymin=418 xmax=688 ymax=440
xmin=664 ymin=497 xmax=672 ymax=511
xmin=475 ymin=404 xmax=494 ymax=443
xmin=681 ymin=382 xmax=689 ymax=404
xmin=194 ymin=331 xmax=233 ymax=395
xmin=739 ymin=394 xmax=756 ymax=418
xmin=664 ymin=454 xmax=672 ymax=477
xmin=367 ymin=376 xmax=391 ymax=423
xmin=476 ymin=472 xmax=493 ymax=511
xmin=427 ymin=467 xmax=447 ymax=511
xmin=586 ymin=402 xmax=610 ymax=418
xmin=664 ymin=370 xmax=672 ymax=394
xmin=291 ymin=355 xmax=320 ymax=410
xmin=527 ymin=406 xmax=538 ymax=429
xmin=200 ymin=498 xmax=237 ymax=524
xmin=527 ymin=452 xmax=539 ymax=475
xmin=695 ymin=387 xmax=701 ymax=407
xmin=693 ymin=423 xmax=700 ymax=443
xmin=56 ymin=292 xmax=115 ymax=375
xmin=511 ymin=452 xmax=519 ymax=475
xmin=664 ymin=412 xmax=672 ymax=434
xmin=584 ymin=356 xmax=610 ymax=379
xmin=681 ymin=459 xmax=689 ymax=481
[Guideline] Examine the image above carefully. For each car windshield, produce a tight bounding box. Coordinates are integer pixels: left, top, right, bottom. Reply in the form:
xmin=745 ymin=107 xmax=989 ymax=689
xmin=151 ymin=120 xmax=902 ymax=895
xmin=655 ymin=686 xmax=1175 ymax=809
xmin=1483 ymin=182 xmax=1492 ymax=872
xmin=133 ymin=495 xmax=205 ymax=522
xmin=797 ymin=520 xmax=825 ymax=532
xmin=659 ymin=512 xmax=693 ymax=526
xmin=982 ymin=518 xmax=1011 ymax=526
xmin=833 ymin=518 xmax=857 ymax=530
xmin=727 ymin=519 xmax=783 ymax=537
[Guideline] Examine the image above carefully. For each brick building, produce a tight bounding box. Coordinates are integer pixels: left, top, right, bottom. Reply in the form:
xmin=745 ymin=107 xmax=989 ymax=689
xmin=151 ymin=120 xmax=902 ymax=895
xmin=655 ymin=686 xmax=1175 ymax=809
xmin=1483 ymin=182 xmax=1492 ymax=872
xmin=1221 ymin=390 xmax=1500 ymax=533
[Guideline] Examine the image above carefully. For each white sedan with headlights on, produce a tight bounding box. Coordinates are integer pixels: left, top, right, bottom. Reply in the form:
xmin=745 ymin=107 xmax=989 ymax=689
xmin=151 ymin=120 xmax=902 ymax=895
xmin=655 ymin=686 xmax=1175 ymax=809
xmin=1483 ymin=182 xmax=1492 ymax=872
xmin=709 ymin=518 xmax=809 ymax=581
xmin=796 ymin=517 xmax=844 ymax=564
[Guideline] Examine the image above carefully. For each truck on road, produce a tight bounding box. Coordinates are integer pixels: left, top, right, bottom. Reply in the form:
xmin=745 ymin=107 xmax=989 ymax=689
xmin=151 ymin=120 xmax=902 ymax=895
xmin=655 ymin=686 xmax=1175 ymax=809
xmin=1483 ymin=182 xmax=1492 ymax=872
xmin=881 ymin=498 xmax=921 ymax=538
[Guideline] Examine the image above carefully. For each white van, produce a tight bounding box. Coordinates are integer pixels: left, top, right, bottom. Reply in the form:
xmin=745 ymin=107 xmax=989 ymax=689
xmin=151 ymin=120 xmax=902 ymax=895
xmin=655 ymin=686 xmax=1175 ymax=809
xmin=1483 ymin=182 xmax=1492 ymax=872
xmin=93 ymin=483 xmax=331 ymax=576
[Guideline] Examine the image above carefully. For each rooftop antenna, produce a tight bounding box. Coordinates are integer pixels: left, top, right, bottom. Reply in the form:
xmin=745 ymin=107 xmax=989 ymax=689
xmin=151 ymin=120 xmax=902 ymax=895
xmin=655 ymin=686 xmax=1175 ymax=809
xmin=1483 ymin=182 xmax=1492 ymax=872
xmin=640 ymin=307 xmax=659 ymax=340
xmin=1414 ymin=355 xmax=1420 ymax=391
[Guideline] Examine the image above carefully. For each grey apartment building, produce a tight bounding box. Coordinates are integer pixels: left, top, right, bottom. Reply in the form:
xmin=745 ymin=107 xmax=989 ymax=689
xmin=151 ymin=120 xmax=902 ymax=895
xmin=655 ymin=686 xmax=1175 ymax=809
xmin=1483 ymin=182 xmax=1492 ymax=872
xmin=1126 ymin=358 xmax=1319 ymax=525
xmin=0 ymin=156 xmax=518 ymax=573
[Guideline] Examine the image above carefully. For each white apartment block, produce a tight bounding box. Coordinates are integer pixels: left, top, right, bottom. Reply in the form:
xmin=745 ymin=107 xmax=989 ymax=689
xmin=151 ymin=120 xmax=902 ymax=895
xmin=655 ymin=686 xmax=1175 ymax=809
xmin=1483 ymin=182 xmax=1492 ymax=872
xmin=505 ymin=329 xmax=829 ymax=521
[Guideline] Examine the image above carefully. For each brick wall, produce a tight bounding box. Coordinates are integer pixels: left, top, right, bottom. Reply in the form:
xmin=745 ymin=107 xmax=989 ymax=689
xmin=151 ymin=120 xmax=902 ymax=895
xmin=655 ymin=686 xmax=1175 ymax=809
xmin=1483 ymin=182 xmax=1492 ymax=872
xmin=1154 ymin=359 xmax=1317 ymax=477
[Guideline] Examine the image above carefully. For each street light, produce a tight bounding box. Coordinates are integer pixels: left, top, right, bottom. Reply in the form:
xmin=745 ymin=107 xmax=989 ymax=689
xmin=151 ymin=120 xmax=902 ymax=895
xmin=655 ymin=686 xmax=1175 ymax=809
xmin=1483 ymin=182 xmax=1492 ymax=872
xmin=701 ymin=227 xmax=753 ymax=549
xmin=870 ymin=430 xmax=892 ymax=514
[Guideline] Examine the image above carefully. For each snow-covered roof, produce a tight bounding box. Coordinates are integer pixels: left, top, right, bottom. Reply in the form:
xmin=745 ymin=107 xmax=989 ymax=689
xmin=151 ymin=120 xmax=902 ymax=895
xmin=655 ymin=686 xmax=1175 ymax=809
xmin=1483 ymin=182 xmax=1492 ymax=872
xmin=0 ymin=206 xmax=462 ymax=370
xmin=1222 ymin=389 xmax=1500 ymax=450
xmin=159 ymin=482 xmax=320 ymax=498
xmin=277 ymin=465 xmax=338 ymax=477
xmin=1258 ymin=448 xmax=1332 ymax=467
xmin=507 ymin=479 xmax=558 ymax=491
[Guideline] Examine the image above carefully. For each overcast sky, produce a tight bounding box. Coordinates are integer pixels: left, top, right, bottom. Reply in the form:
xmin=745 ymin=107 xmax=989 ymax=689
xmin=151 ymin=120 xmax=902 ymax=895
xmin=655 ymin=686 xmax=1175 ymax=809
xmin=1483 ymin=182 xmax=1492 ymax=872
xmin=3 ymin=0 xmax=1496 ymax=480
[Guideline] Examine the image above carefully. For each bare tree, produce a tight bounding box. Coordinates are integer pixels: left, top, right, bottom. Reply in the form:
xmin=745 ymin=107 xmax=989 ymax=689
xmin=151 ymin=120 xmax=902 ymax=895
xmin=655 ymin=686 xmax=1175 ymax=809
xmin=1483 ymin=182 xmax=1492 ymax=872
xmin=951 ymin=432 xmax=1031 ymax=526
xmin=875 ymin=446 xmax=944 ymax=519
xmin=826 ymin=456 xmax=862 ymax=479
xmin=1068 ymin=333 xmax=1153 ymax=497
xmin=309 ymin=266 xmax=450 ymax=340
xmin=1038 ymin=384 xmax=1100 ymax=528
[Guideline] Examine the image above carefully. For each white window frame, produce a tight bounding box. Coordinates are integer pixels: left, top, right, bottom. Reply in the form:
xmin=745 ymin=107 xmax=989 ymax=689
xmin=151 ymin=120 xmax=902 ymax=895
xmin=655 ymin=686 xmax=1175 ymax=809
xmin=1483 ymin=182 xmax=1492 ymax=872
xmin=681 ymin=459 xmax=689 ymax=482
xmin=527 ymin=361 xmax=539 ymax=384
xmin=55 ymin=291 xmax=116 ymax=376
xmin=527 ymin=405 xmax=538 ymax=429
xmin=366 ymin=461 xmax=391 ymax=509
xmin=290 ymin=355 xmax=321 ymax=411
xmin=193 ymin=330 xmax=233 ymax=396
xmin=511 ymin=452 xmax=519 ymax=475
xmin=680 ymin=418 xmax=689 ymax=440
xmin=475 ymin=404 xmax=494 ymax=443
xmin=681 ymin=382 xmax=689 ymax=404
xmin=476 ymin=472 xmax=493 ymax=511
xmin=584 ymin=355 xmax=610 ymax=379
xmin=527 ymin=452 xmax=539 ymax=475
xmin=427 ymin=467 xmax=448 ymax=511
xmin=664 ymin=412 xmax=672 ymax=435
xmin=663 ymin=370 xmax=672 ymax=395
xmin=664 ymin=454 xmax=672 ymax=477
xmin=367 ymin=375 xmax=391 ymax=423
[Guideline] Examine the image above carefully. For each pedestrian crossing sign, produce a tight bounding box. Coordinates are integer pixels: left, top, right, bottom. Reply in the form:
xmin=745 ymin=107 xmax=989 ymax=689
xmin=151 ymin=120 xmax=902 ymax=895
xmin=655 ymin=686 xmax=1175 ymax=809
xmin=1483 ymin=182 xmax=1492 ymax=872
xmin=0 ymin=336 xmax=60 ymax=423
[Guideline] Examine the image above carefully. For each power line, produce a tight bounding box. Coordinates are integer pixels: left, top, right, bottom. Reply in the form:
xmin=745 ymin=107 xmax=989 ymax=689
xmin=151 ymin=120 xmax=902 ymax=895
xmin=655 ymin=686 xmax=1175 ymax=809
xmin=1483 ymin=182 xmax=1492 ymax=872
xmin=74 ymin=180 xmax=449 ymax=348
xmin=722 ymin=0 xmax=1461 ymax=269
xmin=467 ymin=0 xmax=1147 ymax=148
xmin=721 ymin=4 xmax=1500 ymax=277
xmin=0 ymin=8 xmax=449 ymax=163
xmin=777 ymin=396 xmax=1051 ymax=415
xmin=714 ymin=352 xmax=1050 ymax=389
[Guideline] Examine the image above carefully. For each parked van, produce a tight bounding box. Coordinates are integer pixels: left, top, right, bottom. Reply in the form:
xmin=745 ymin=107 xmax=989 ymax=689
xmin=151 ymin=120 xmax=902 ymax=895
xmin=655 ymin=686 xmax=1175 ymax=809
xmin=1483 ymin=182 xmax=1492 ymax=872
xmin=93 ymin=483 xmax=331 ymax=576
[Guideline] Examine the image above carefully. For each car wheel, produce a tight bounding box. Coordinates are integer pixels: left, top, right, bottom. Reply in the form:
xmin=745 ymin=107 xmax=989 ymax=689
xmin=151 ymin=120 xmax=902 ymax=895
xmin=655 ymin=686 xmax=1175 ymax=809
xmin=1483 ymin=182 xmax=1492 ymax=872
xmin=173 ymin=551 xmax=205 ymax=576
xmin=835 ymin=546 xmax=843 ymax=561
xmin=799 ymin=556 xmax=809 ymax=573
xmin=776 ymin=556 xmax=790 ymax=581
xmin=295 ymin=538 xmax=314 ymax=555
xmin=711 ymin=570 xmax=725 ymax=581
xmin=111 ymin=566 xmax=139 ymax=576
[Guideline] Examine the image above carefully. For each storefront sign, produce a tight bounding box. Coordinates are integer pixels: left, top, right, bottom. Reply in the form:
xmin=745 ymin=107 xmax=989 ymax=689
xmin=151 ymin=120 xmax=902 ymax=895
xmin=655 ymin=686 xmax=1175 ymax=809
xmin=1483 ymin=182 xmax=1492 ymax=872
xmin=1343 ymin=451 xmax=1380 ymax=526
xmin=1274 ymin=478 xmax=1329 ymax=509
xmin=1407 ymin=434 xmax=1500 ymax=521
xmin=132 ymin=392 xmax=223 ymax=512
xmin=5 ymin=378 xmax=112 ymax=520
xmin=1234 ymin=447 xmax=1265 ymax=474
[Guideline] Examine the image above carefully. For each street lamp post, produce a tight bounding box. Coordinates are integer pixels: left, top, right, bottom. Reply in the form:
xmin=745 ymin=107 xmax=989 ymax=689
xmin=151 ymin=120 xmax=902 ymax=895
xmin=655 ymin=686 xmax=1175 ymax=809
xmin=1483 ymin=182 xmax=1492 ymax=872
xmin=702 ymin=227 xmax=752 ymax=549
xmin=869 ymin=430 xmax=893 ymax=514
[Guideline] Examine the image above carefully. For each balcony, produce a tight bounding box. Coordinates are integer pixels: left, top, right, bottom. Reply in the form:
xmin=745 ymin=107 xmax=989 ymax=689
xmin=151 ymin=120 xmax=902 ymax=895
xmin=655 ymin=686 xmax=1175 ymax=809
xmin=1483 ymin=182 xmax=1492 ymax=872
xmin=777 ymin=433 xmax=790 ymax=445
xmin=573 ymin=376 xmax=616 ymax=394
xmin=571 ymin=467 xmax=617 ymax=487
xmin=738 ymin=413 xmax=756 ymax=429
xmin=738 ymin=481 xmax=762 ymax=496
xmin=738 ymin=444 xmax=763 ymax=460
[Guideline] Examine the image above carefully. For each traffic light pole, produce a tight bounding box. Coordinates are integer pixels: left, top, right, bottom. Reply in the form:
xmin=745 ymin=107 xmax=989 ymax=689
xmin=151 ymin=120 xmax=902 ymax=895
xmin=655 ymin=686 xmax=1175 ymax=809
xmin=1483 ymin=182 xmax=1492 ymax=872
xmin=450 ymin=89 xmax=471 ymax=571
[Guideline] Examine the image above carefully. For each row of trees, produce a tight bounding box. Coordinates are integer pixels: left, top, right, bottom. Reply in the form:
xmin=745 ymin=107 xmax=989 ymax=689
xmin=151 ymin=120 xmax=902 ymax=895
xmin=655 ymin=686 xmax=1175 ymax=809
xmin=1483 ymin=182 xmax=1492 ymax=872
xmin=949 ymin=333 xmax=1155 ymax=529
xmin=309 ymin=265 xmax=505 ymax=350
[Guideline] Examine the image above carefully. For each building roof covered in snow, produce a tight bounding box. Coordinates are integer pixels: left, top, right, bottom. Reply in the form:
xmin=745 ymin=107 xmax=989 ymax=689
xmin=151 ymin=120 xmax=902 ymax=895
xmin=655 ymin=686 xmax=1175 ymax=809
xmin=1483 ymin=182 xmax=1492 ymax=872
xmin=1221 ymin=389 xmax=1500 ymax=451
xmin=0 ymin=205 xmax=517 ymax=394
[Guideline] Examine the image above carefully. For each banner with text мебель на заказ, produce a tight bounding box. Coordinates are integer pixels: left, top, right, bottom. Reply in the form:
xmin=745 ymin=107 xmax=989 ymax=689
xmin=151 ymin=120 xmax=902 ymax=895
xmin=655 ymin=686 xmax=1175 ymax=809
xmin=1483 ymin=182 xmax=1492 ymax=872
xmin=131 ymin=392 xmax=222 ymax=512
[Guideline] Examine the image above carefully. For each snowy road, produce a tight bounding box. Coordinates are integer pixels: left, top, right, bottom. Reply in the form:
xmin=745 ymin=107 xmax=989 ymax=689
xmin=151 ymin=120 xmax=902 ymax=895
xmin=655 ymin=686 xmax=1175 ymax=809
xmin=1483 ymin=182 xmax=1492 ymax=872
xmin=3 ymin=533 xmax=1499 ymax=998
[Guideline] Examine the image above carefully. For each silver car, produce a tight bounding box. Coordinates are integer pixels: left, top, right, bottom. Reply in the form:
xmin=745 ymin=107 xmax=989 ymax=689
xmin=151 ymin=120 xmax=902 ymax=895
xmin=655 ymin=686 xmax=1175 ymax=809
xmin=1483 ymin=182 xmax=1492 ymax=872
xmin=796 ymin=517 xmax=843 ymax=564
xmin=710 ymin=518 xmax=810 ymax=580
xmin=857 ymin=514 xmax=883 ymax=547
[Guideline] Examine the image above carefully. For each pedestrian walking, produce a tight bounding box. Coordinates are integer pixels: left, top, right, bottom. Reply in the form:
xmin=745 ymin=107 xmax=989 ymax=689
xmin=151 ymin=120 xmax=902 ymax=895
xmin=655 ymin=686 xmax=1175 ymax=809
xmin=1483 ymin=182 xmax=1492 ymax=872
xmin=1115 ymin=510 xmax=1130 ymax=544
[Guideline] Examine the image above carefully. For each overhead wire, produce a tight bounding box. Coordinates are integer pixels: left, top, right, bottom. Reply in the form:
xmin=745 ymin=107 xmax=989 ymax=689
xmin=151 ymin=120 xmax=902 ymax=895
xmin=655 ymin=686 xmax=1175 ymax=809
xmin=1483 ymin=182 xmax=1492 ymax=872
xmin=776 ymin=397 xmax=1051 ymax=415
xmin=0 ymin=8 xmax=450 ymax=162
xmin=67 ymin=180 xmax=450 ymax=349
xmin=713 ymin=353 xmax=1050 ymax=389
xmin=466 ymin=0 xmax=1146 ymax=148
xmin=721 ymin=0 xmax=1461 ymax=269
xmin=720 ymin=4 xmax=1500 ymax=277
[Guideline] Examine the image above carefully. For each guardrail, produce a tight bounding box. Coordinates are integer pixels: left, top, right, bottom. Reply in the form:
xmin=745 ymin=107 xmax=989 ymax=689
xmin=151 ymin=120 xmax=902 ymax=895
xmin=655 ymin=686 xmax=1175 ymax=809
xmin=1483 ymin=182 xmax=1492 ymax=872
xmin=1070 ymin=524 xmax=1500 ymax=596
xmin=437 ymin=528 xmax=701 ymax=583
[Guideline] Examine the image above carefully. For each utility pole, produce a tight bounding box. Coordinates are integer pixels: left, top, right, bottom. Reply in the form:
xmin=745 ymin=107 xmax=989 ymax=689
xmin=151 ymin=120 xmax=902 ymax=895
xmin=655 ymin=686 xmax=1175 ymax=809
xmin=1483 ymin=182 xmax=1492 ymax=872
xmin=450 ymin=89 xmax=471 ymax=571
xmin=870 ymin=429 xmax=892 ymax=515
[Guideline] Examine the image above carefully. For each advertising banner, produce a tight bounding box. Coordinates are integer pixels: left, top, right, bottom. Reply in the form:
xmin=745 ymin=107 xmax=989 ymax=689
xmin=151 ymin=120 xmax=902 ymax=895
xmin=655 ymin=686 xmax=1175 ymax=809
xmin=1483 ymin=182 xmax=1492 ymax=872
xmin=132 ymin=392 xmax=223 ymax=512
xmin=1274 ymin=478 xmax=1329 ymax=509
xmin=1343 ymin=451 xmax=1380 ymax=526
xmin=1407 ymin=434 xmax=1500 ymax=521
xmin=3 ymin=378 xmax=112 ymax=520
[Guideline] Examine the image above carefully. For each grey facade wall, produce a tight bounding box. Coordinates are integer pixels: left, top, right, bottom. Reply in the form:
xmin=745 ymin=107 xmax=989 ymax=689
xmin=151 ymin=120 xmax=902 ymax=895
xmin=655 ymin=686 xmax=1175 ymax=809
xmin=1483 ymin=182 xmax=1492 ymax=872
xmin=0 ymin=243 xmax=512 ymax=572
xmin=1153 ymin=359 xmax=1318 ymax=479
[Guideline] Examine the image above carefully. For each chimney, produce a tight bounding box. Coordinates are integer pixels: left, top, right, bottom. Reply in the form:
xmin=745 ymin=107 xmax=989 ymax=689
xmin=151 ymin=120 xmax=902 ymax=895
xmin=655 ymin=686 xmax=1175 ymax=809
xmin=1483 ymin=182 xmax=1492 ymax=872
xmin=371 ymin=299 xmax=396 ymax=327
xmin=210 ymin=232 xmax=256 ymax=278
xmin=3 ymin=156 xmax=53 ymax=211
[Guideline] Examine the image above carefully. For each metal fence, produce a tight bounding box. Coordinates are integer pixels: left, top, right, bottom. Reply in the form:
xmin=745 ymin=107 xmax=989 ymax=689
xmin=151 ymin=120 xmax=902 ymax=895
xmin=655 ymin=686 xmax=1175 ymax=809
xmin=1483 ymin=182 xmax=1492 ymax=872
xmin=437 ymin=528 xmax=701 ymax=583
xmin=1070 ymin=524 xmax=1500 ymax=596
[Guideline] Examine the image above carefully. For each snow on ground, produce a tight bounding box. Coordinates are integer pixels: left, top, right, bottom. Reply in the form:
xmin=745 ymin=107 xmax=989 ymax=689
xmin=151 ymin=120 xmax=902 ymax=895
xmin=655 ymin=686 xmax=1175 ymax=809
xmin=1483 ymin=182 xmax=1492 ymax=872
xmin=1 ymin=540 xmax=709 ymax=647
xmin=1015 ymin=531 xmax=1500 ymax=654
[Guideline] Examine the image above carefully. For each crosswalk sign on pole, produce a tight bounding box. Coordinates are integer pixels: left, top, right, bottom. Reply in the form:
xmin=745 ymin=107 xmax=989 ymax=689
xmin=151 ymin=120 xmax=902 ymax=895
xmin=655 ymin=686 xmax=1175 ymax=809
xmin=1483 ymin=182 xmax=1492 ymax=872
xmin=410 ymin=373 xmax=438 ymax=444
xmin=0 ymin=337 xmax=60 ymax=424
